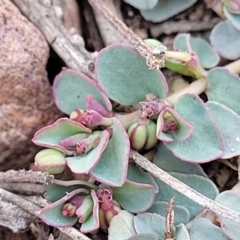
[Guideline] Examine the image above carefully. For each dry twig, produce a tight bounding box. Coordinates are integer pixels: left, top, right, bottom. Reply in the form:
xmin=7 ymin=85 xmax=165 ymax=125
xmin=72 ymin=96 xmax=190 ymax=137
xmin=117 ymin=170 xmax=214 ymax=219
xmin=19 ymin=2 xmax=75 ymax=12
xmin=130 ymin=150 xmax=240 ymax=225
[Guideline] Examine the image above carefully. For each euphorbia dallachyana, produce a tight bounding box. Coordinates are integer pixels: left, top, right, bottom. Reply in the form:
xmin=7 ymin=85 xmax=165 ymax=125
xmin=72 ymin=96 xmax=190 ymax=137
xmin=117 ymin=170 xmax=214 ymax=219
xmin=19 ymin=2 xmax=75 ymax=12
xmin=33 ymin=32 xmax=240 ymax=239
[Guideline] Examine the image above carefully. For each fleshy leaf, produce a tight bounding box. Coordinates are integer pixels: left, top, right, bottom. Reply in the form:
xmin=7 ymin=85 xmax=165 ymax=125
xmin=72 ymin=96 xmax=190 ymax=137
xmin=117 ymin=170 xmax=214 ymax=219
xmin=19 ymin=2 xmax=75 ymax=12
xmin=154 ymin=172 xmax=219 ymax=219
xmin=108 ymin=210 xmax=136 ymax=240
xmin=111 ymin=180 xmax=155 ymax=213
xmin=123 ymin=0 xmax=158 ymax=10
xmin=140 ymin=0 xmax=197 ymax=23
xmin=53 ymin=69 xmax=112 ymax=114
xmin=32 ymin=118 xmax=91 ymax=154
xmin=127 ymin=163 xmax=158 ymax=193
xmin=215 ymin=191 xmax=240 ymax=240
xmin=164 ymin=94 xmax=223 ymax=163
xmin=224 ymin=6 xmax=240 ymax=30
xmin=173 ymin=33 xmax=220 ymax=69
xmin=153 ymin=143 xmax=207 ymax=177
xmin=126 ymin=234 xmax=158 ymax=240
xmin=207 ymin=101 xmax=240 ymax=159
xmin=175 ymin=223 xmax=190 ymax=240
xmin=90 ymin=118 xmax=129 ymax=186
xmin=134 ymin=213 xmax=165 ymax=238
xmin=157 ymin=107 xmax=194 ymax=143
xmin=66 ymin=130 xmax=110 ymax=174
xmin=210 ymin=20 xmax=240 ymax=60
xmin=147 ymin=201 xmax=190 ymax=225
xmin=95 ymin=44 xmax=168 ymax=106
xmin=40 ymin=188 xmax=88 ymax=227
xmin=206 ymin=68 xmax=240 ymax=115
xmin=80 ymin=190 xmax=100 ymax=233
xmin=189 ymin=218 xmax=228 ymax=240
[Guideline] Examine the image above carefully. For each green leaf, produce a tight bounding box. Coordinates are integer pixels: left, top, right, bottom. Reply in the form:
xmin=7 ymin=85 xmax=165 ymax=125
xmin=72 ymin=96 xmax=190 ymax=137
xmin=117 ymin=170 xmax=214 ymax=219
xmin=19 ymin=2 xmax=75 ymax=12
xmin=175 ymin=223 xmax=190 ymax=240
xmin=66 ymin=130 xmax=110 ymax=174
xmin=126 ymin=234 xmax=158 ymax=240
xmin=153 ymin=143 xmax=207 ymax=177
xmin=108 ymin=210 xmax=136 ymax=240
xmin=215 ymin=191 xmax=240 ymax=240
xmin=32 ymin=118 xmax=91 ymax=154
xmin=207 ymin=101 xmax=240 ymax=159
xmin=224 ymin=6 xmax=240 ymax=31
xmin=40 ymin=188 xmax=88 ymax=227
xmin=148 ymin=201 xmax=190 ymax=225
xmin=154 ymin=172 xmax=219 ymax=219
xmin=53 ymin=69 xmax=112 ymax=114
xmin=80 ymin=190 xmax=100 ymax=233
xmin=210 ymin=20 xmax=240 ymax=60
xmin=140 ymin=0 xmax=197 ymax=23
xmin=111 ymin=180 xmax=155 ymax=213
xmin=173 ymin=33 xmax=220 ymax=69
xmin=90 ymin=118 xmax=130 ymax=186
xmin=134 ymin=213 xmax=165 ymax=239
xmin=189 ymin=218 xmax=228 ymax=240
xmin=206 ymin=68 xmax=240 ymax=115
xmin=96 ymin=44 xmax=168 ymax=105
xmin=123 ymin=0 xmax=158 ymax=10
xmin=164 ymin=94 xmax=223 ymax=163
xmin=127 ymin=164 xmax=158 ymax=193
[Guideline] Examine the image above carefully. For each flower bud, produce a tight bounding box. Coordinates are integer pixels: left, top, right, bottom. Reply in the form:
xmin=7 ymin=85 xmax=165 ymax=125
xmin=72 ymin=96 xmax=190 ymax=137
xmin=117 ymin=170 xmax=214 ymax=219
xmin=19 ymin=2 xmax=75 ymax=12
xmin=128 ymin=119 xmax=158 ymax=150
xmin=75 ymin=131 xmax=101 ymax=155
xmin=62 ymin=195 xmax=88 ymax=218
xmin=97 ymin=187 xmax=121 ymax=230
xmin=70 ymin=109 xmax=113 ymax=127
xmin=76 ymin=196 xmax=94 ymax=223
xmin=162 ymin=117 xmax=179 ymax=133
xmin=222 ymin=0 xmax=240 ymax=13
xmin=34 ymin=149 xmax=66 ymax=174
xmin=60 ymin=133 xmax=91 ymax=150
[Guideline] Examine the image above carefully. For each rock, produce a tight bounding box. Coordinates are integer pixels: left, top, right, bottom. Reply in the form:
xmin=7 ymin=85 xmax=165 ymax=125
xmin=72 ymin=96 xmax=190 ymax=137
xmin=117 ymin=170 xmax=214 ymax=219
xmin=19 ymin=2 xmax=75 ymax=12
xmin=0 ymin=0 xmax=62 ymax=170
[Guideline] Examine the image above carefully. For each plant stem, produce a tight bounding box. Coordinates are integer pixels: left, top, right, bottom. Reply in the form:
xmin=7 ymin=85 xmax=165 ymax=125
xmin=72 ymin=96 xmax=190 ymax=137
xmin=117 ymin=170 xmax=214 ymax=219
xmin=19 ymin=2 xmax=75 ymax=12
xmin=225 ymin=59 xmax=240 ymax=75
xmin=114 ymin=110 xmax=141 ymax=129
xmin=165 ymin=78 xmax=208 ymax=106
xmin=165 ymin=51 xmax=192 ymax=62
xmin=130 ymin=150 xmax=240 ymax=225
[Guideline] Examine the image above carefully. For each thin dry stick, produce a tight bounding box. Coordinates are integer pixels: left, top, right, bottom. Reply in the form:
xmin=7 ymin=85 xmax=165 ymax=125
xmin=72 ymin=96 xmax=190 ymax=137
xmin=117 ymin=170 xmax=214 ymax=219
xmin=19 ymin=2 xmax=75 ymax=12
xmin=0 ymin=169 xmax=54 ymax=184
xmin=88 ymin=0 xmax=166 ymax=69
xmin=0 ymin=188 xmax=91 ymax=240
xmin=130 ymin=150 xmax=240 ymax=225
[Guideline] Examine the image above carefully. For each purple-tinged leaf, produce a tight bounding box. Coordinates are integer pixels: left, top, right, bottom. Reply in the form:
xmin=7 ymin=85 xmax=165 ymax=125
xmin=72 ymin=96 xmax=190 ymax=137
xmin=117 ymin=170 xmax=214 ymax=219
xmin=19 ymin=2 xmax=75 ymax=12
xmin=124 ymin=0 xmax=158 ymax=11
xmin=80 ymin=190 xmax=100 ymax=233
xmin=40 ymin=188 xmax=88 ymax=227
xmin=157 ymin=107 xmax=193 ymax=143
xmin=111 ymin=180 xmax=155 ymax=213
xmin=32 ymin=118 xmax=91 ymax=154
xmin=90 ymin=118 xmax=130 ymax=187
xmin=66 ymin=130 xmax=110 ymax=174
xmin=134 ymin=213 xmax=165 ymax=238
xmin=53 ymin=69 xmax=112 ymax=115
xmin=164 ymin=94 xmax=223 ymax=163
xmin=95 ymin=44 xmax=168 ymax=106
xmin=45 ymin=179 xmax=97 ymax=202
xmin=207 ymin=101 xmax=240 ymax=159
